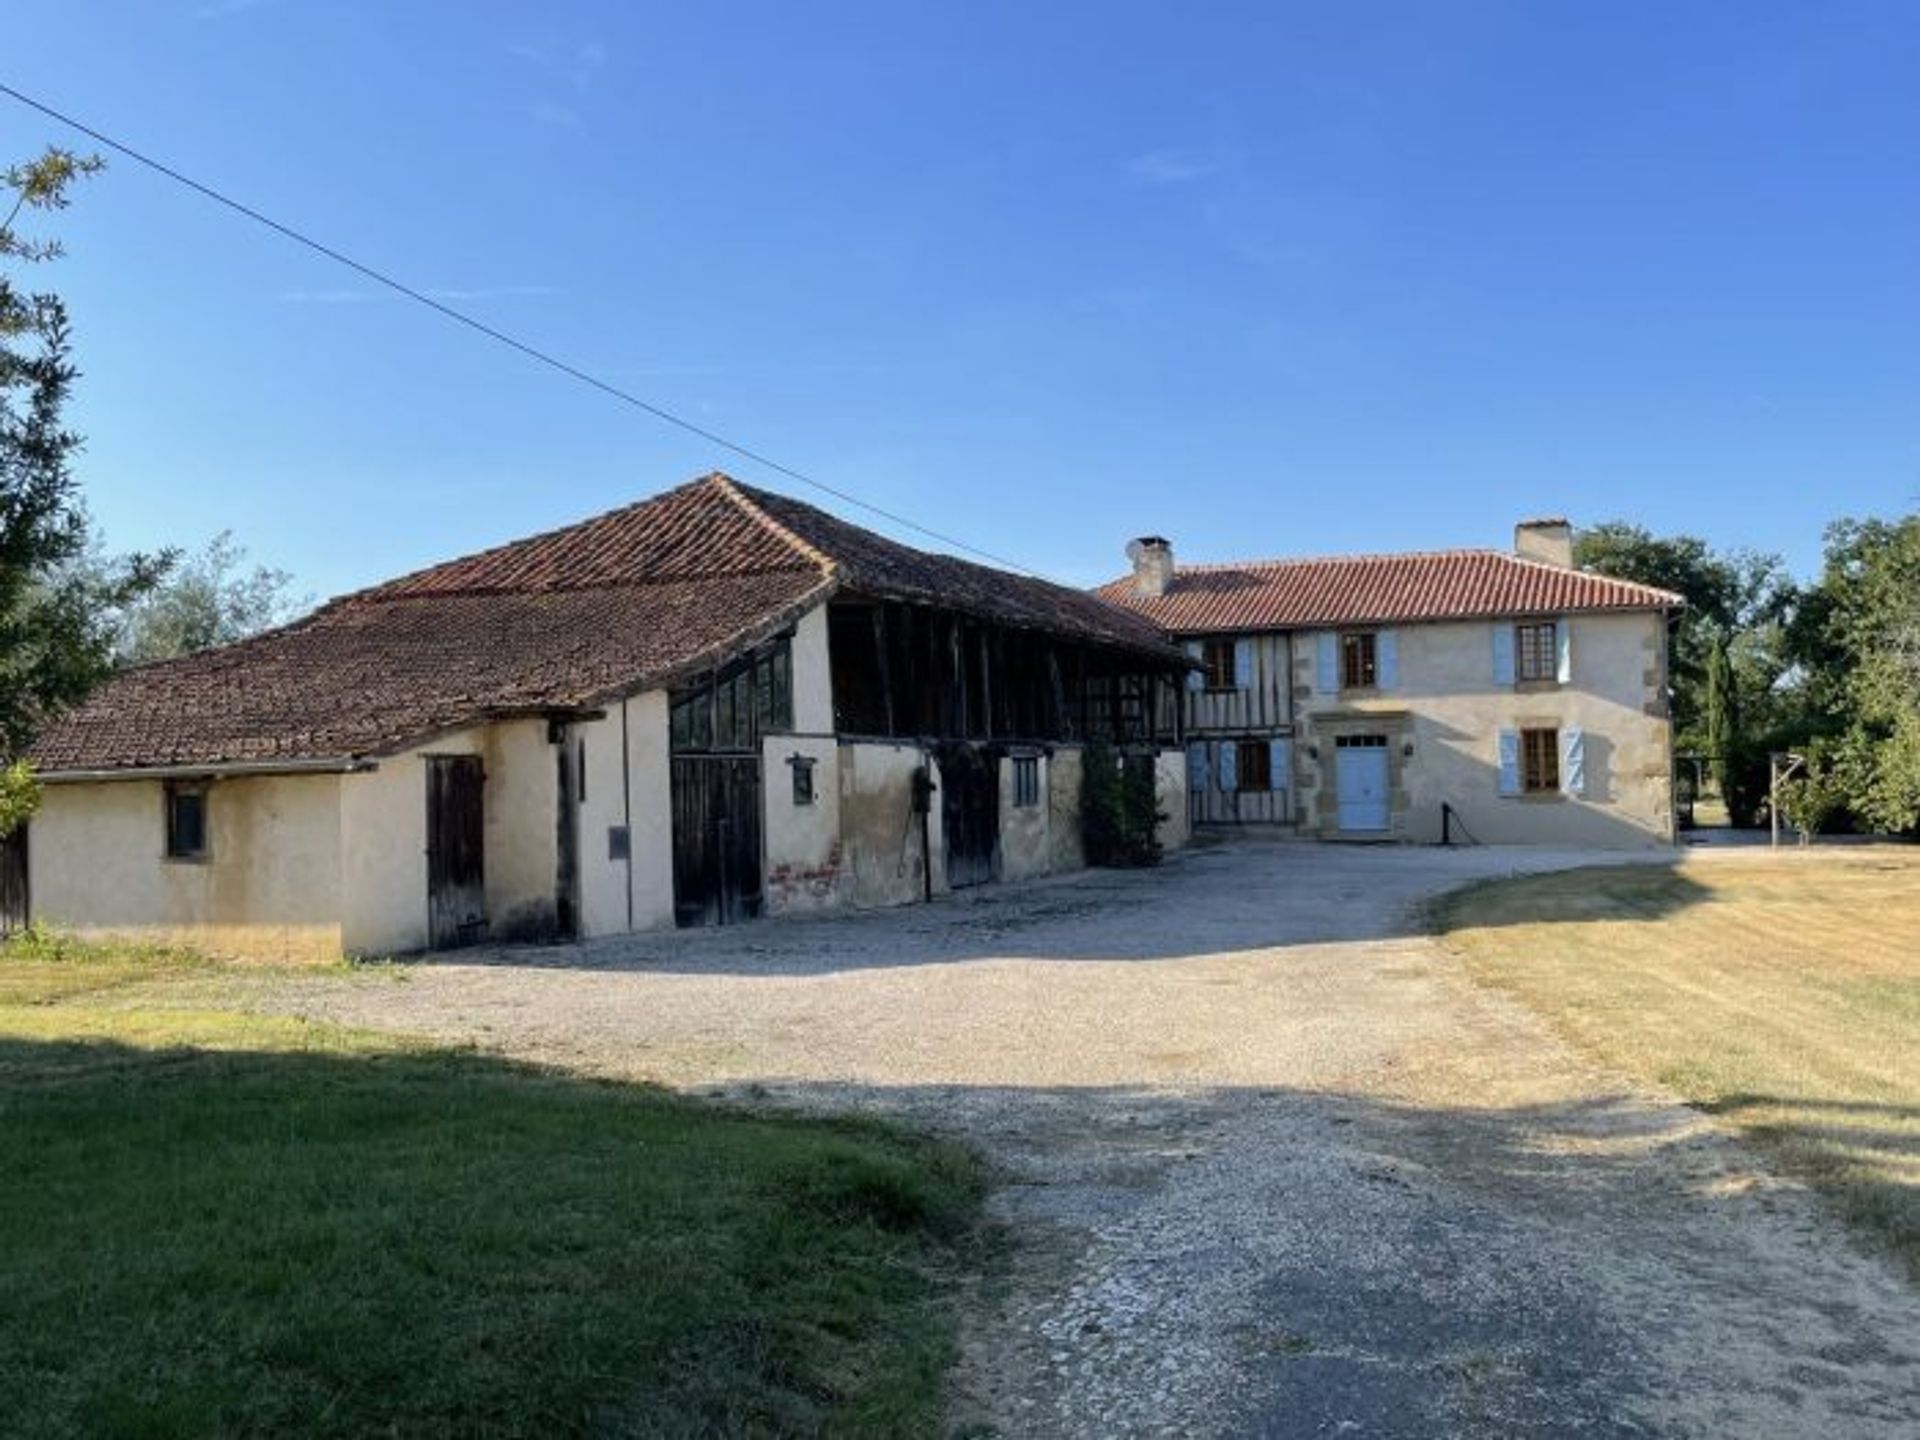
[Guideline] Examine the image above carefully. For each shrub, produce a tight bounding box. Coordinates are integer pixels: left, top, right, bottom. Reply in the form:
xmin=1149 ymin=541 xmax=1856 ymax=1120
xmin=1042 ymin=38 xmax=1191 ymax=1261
xmin=1082 ymin=740 xmax=1163 ymax=867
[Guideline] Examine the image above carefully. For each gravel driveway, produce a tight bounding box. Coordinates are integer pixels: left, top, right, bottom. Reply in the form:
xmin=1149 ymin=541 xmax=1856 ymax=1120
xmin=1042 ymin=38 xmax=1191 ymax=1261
xmin=241 ymin=837 xmax=1918 ymax=1437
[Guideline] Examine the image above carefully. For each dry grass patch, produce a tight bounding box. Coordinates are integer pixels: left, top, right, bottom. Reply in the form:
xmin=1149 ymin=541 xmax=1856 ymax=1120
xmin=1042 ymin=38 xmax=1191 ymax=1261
xmin=1435 ymin=850 xmax=1920 ymax=1277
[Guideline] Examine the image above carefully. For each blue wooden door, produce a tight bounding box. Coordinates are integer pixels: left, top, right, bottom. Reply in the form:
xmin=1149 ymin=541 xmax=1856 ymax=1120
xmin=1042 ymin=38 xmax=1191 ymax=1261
xmin=1335 ymin=737 xmax=1390 ymax=831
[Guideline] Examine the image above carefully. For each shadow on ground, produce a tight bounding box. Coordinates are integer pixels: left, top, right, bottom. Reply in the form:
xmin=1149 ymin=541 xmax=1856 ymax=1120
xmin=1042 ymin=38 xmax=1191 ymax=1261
xmin=431 ymin=842 xmax=1699 ymax=977
xmin=6 ymin=1023 xmax=1914 ymax=1438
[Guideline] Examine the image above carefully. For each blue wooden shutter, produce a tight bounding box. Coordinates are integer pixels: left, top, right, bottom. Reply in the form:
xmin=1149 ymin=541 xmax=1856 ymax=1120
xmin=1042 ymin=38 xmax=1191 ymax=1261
xmin=1217 ymin=740 xmax=1238 ymax=792
xmin=1268 ymin=738 xmax=1290 ymax=792
xmin=1184 ymin=640 xmax=1204 ymax=693
xmin=1187 ymin=740 xmax=1210 ymax=791
xmin=1492 ymin=625 xmax=1516 ymax=686
xmin=1315 ymin=632 xmax=1338 ymax=694
xmin=1233 ymin=639 xmax=1254 ymax=689
xmin=1497 ymin=729 xmax=1520 ymax=796
xmin=1561 ymin=727 xmax=1585 ymax=796
xmin=1556 ymin=620 xmax=1573 ymax=685
xmin=1376 ymin=629 xmax=1399 ymax=689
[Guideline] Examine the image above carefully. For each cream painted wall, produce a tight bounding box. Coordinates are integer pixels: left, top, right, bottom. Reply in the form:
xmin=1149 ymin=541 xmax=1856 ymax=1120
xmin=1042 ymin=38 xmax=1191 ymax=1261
xmin=1046 ymin=747 xmax=1086 ymax=873
xmin=789 ymin=603 xmax=834 ymax=735
xmin=763 ymin=733 xmax=846 ymax=913
xmin=1155 ymin=748 xmax=1193 ymax=852
xmin=998 ymin=752 xmax=1052 ymax=882
xmin=339 ymin=718 xmax=562 ymax=955
xmin=574 ymin=710 xmax=626 ymax=938
xmin=839 ymin=740 xmax=943 ymax=908
xmin=1295 ymin=612 xmax=1673 ymax=848
xmin=572 ymin=694 xmax=677 ymax=938
xmin=31 ymin=773 xmax=345 ymax=961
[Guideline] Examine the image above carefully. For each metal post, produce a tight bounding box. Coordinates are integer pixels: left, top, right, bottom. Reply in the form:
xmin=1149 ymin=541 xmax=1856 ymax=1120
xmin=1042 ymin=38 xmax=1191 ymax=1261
xmin=1770 ymin=753 xmax=1780 ymax=850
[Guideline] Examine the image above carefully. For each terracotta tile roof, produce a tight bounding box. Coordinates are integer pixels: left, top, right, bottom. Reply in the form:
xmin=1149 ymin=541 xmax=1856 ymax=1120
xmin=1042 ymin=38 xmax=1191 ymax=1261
xmin=742 ymin=484 xmax=1172 ymax=653
xmin=1093 ymin=549 xmax=1685 ymax=634
xmin=31 ymin=473 xmax=1175 ymax=774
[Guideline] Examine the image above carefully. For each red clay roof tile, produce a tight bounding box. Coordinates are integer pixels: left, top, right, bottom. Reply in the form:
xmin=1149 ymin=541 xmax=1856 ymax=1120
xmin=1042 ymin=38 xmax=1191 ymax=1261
xmin=31 ymin=473 xmax=1175 ymax=774
xmin=1093 ymin=549 xmax=1684 ymax=633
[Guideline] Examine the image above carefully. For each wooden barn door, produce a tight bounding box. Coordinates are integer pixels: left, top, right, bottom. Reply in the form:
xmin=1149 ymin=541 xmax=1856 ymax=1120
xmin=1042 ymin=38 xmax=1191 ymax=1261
xmin=671 ymin=755 xmax=763 ymax=927
xmin=0 ymin=823 xmax=27 ymax=937
xmin=425 ymin=755 xmax=487 ymax=949
xmin=940 ymin=745 xmax=999 ymax=890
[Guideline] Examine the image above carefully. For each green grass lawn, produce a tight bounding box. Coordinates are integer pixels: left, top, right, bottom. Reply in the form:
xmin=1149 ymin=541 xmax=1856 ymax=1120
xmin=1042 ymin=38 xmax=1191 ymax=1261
xmin=1435 ymin=852 xmax=1919 ymax=1278
xmin=0 ymin=933 xmax=986 ymax=1438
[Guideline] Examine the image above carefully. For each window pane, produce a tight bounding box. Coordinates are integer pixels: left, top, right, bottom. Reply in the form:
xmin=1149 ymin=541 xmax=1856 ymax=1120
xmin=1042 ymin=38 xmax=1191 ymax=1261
xmin=167 ymin=788 xmax=207 ymax=858
xmin=1237 ymin=740 xmax=1270 ymax=792
xmin=772 ymin=645 xmax=792 ymax=731
xmin=1342 ymin=632 xmax=1377 ymax=688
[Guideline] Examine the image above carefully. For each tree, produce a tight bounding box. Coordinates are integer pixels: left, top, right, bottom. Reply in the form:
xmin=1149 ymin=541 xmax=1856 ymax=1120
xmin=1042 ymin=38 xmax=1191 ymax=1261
xmin=1792 ymin=515 xmax=1920 ymax=835
xmin=1 ymin=148 xmax=163 ymax=782
xmin=0 ymin=759 xmax=36 ymax=838
xmin=1702 ymin=631 xmax=1758 ymax=825
xmin=116 ymin=530 xmax=305 ymax=663
xmin=1573 ymin=522 xmax=1795 ymax=756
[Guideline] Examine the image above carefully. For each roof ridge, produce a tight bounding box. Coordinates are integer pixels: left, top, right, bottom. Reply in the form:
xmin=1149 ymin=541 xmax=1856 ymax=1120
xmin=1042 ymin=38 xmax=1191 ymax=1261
xmin=1157 ymin=546 xmax=1508 ymax=574
xmin=340 ymin=476 xmax=715 ymax=602
xmin=1097 ymin=545 xmax=1684 ymax=606
xmin=708 ymin=472 xmax=840 ymax=580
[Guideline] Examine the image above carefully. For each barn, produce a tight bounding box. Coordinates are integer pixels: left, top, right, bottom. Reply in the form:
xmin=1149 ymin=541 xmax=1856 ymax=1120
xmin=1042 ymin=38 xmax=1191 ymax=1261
xmin=15 ymin=473 xmax=1189 ymax=957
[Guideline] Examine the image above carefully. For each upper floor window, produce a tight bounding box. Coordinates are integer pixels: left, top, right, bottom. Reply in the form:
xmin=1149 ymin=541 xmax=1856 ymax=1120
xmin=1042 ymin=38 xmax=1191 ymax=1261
xmin=1516 ymin=621 xmax=1558 ymax=683
xmin=670 ymin=638 xmax=792 ymax=752
xmin=1341 ymin=631 xmax=1378 ymax=690
xmin=1201 ymin=639 xmax=1236 ymax=691
xmin=164 ymin=782 xmax=209 ymax=861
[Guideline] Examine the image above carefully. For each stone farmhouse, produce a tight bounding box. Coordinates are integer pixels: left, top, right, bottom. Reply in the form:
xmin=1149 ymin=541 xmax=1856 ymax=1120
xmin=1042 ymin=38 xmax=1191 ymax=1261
xmin=17 ymin=473 xmax=1189 ymax=958
xmin=1097 ymin=520 xmax=1684 ymax=847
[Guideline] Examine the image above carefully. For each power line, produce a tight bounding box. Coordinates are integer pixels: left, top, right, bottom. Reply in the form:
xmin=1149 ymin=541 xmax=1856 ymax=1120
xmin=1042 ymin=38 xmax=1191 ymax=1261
xmin=0 ymin=81 xmax=1047 ymax=578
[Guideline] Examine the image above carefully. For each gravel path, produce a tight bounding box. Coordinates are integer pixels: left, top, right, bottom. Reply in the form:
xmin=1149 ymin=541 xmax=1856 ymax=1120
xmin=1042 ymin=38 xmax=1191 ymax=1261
xmin=222 ymin=838 xmax=1918 ymax=1437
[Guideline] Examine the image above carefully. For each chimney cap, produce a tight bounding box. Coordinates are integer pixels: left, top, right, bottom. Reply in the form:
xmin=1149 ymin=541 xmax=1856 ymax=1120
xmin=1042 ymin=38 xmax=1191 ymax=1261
xmin=1126 ymin=535 xmax=1176 ymax=597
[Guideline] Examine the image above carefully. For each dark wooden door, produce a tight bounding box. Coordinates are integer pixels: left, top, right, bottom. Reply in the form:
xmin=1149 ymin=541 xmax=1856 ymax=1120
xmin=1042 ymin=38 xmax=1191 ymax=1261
xmin=671 ymin=755 xmax=763 ymax=927
xmin=426 ymin=755 xmax=487 ymax=949
xmin=0 ymin=824 xmax=26 ymax=937
xmin=940 ymin=745 xmax=999 ymax=890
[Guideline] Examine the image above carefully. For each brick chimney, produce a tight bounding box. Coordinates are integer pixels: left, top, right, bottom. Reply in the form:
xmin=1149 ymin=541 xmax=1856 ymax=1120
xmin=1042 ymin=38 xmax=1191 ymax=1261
xmin=1126 ymin=536 xmax=1175 ymax=597
xmin=1514 ymin=517 xmax=1574 ymax=568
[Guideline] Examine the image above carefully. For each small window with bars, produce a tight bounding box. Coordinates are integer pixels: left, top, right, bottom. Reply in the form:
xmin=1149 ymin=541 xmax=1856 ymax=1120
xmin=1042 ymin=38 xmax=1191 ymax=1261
xmin=1012 ymin=755 xmax=1041 ymax=808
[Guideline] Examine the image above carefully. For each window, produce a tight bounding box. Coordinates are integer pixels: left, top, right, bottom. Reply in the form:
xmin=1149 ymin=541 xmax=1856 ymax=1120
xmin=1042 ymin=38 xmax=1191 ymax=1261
xmin=1235 ymin=740 xmax=1270 ymax=793
xmin=1012 ymin=755 xmax=1041 ymax=808
xmin=789 ymin=754 xmax=816 ymax=806
xmin=1201 ymin=639 xmax=1237 ymax=692
xmin=1516 ymin=621 xmax=1558 ymax=683
xmin=1341 ymin=631 xmax=1378 ymax=689
xmin=164 ymin=782 xmax=208 ymax=860
xmin=670 ymin=637 xmax=794 ymax=753
xmin=1522 ymin=727 xmax=1560 ymax=793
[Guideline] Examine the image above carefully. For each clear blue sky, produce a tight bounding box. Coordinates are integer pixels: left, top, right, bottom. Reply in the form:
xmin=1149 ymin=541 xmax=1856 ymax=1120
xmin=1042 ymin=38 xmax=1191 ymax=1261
xmin=8 ymin=2 xmax=1918 ymax=598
